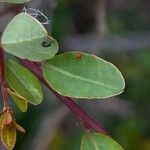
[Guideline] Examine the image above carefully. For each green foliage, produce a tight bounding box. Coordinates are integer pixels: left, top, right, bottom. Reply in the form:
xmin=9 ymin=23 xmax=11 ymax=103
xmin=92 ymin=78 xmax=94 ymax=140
xmin=43 ymin=52 xmax=125 ymax=99
xmin=80 ymin=132 xmax=124 ymax=150
xmin=0 ymin=10 xmax=126 ymax=150
xmin=2 ymin=13 xmax=59 ymax=62
xmin=0 ymin=0 xmax=31 ymax=4
xmin=5 ymin=59 xmax=43 ymax=105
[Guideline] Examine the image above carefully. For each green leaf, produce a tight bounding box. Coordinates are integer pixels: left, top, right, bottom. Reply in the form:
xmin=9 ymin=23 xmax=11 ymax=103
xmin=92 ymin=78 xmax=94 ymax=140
xmin=8 ymin=89 xmax=28 ymax=112
xmin=0 ymin=0 xmax=31 ymax=3
xmin=2 ymin=13 xmax=59 ymax=62
xmin=6 ymin=59 xmax=43 ymax=105
xmin=1 ymin=126 xmax=16 ymax=150
xmin=80 ymin=132 xmax=124 ymax=150
xmin=43 ymin=52 xmax=125 ymax=99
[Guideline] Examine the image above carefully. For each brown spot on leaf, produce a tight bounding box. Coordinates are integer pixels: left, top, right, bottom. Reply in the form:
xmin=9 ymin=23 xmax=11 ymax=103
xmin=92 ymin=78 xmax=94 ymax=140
xmin=76 ymin=52 xmax=83 ymax=60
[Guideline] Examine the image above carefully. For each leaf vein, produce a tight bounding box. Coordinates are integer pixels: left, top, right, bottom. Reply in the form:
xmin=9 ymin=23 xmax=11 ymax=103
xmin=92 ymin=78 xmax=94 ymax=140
xmin=47 ymin=64 xmax=119 ymax=91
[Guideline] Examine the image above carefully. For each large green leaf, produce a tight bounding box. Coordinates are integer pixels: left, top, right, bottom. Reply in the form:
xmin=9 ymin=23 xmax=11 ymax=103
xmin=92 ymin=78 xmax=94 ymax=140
xmin=6 ymin=59 xmax=43 ymax=105
xmin=1 ymin=13 xmax=59 ymax=62
xmin=0 ymin=0 xmax=31 ymax=3
xmin=43 ymin=52 xmax=125 ymax=99
xmin=80 ymin=132 xmax=124 ymax=150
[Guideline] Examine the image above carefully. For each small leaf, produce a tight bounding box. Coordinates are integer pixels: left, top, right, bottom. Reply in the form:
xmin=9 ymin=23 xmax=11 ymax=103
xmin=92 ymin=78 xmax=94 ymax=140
xmin=8 ymin=89 xmax=28 ymax=112
xmin=13 ymin=122 xmax=25 ymax=133
xmin=0 ymin=0 xmax=31 ymax=4
xmin=43 ymin=52 xmax=125 ymax=99
xmin=2 ymin=13 xmax=59 ymax=61
xmin=2 ymin=112 xmax=13 ymax=126
xmin=6 ymin=59 xmax=43 ymax=105
xmin=1 ymin=126 xmax=16 ymax=150
xmin=80 ymin=132 xmax=124 ymax=150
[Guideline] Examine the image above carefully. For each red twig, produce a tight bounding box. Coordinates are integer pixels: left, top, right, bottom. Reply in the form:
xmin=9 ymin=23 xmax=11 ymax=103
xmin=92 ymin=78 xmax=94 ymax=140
xmin=19 ymin=59 xmax=108 ymax=134
xmin=0 ymin=47 xmax=9 ymax=110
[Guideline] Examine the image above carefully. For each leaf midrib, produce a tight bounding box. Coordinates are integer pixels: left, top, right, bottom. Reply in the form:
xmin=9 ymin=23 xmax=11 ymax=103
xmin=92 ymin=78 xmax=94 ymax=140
xmin=2 ymin=33 xmax=46 ymax=45
xmin=8 ymin=41 xmax=53 ymax=55
xmin=87 ymin=132 xmax=100 ymax=150
xmin=3 ymin=35 xmax=54 ymax=56
xmin=46 ymin=64 xmax=119 ymax=91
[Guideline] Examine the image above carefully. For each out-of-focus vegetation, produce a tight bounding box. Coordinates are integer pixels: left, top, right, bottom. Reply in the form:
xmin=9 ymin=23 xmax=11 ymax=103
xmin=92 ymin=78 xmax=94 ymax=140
xmin=0 ymin=0 xmax=150 ymax=149
xmin=104 ymin=50 xmax=150 ymax=150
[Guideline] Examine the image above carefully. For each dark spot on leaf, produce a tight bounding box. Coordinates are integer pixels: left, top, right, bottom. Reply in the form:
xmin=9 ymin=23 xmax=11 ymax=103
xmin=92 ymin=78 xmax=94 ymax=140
xmin=76 ymin=52 xmax=83 ymax=60
xmin=42 ymin=41 xmax=51 ymax=48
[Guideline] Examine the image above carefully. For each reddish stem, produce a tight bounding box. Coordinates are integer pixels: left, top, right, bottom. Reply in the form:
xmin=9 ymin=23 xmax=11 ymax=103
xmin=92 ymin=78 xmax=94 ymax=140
xmin=0 ymin=47 xmax=9 ymax=110
xmin=19 ymin=60 xmax=108 ymax=134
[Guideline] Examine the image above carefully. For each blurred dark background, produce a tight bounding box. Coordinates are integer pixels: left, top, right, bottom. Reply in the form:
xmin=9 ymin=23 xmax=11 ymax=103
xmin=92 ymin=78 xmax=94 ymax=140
xmin=0 ymin=0 xmax=150 ymax=149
